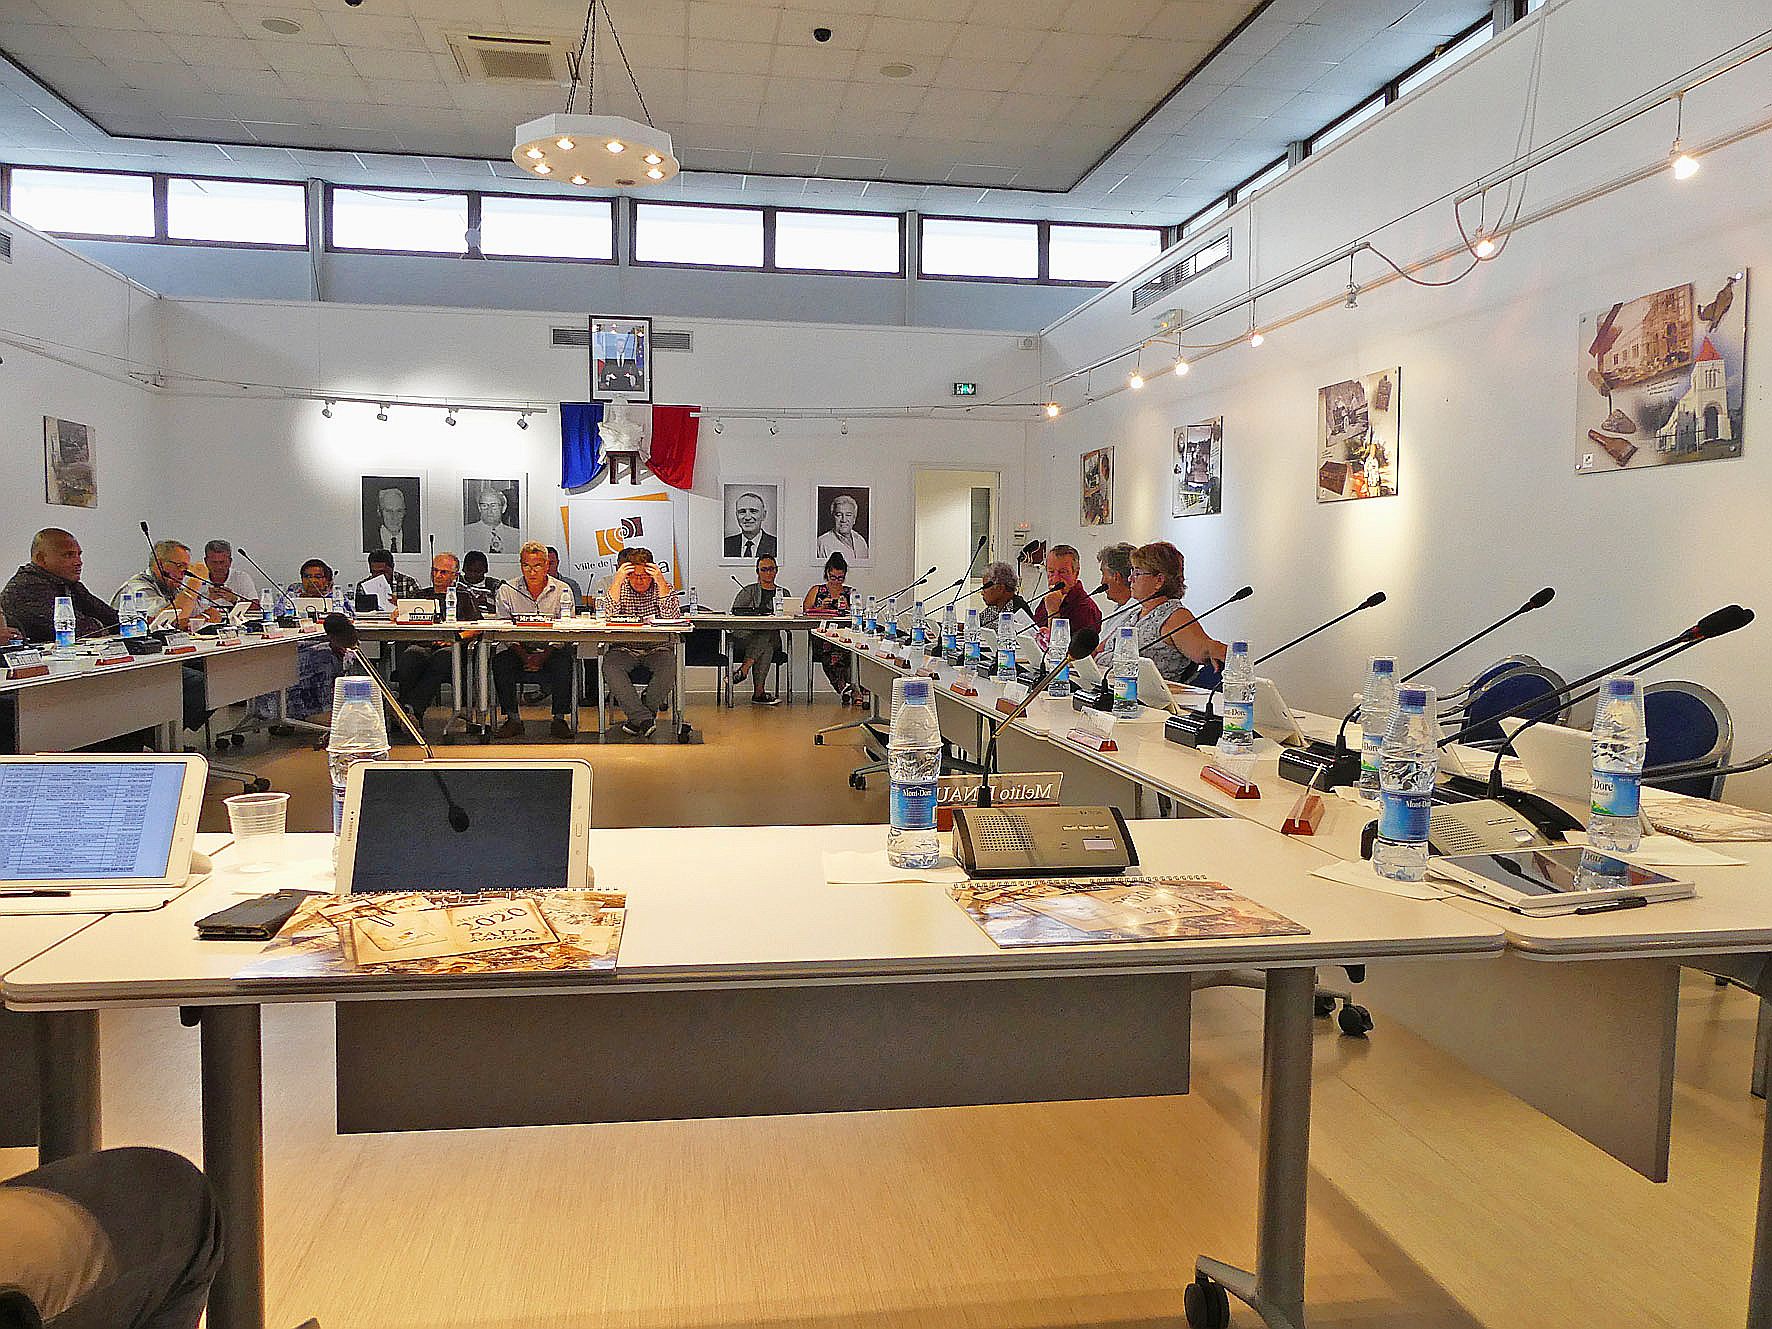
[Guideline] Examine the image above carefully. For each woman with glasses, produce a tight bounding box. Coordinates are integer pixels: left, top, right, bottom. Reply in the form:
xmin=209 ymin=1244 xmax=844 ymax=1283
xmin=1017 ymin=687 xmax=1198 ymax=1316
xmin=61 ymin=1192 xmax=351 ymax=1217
xmin=804 ymin=552 xmax=862 ymax=705
xmin=1126 ymin=541 xmax=1228 ymax=684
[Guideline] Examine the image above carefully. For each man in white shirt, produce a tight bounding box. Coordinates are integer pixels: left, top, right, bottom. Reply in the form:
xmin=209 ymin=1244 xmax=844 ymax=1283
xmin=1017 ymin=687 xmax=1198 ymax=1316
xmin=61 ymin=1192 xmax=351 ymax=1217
xmin=491 ymin=540 xmax=576 ymax=739
xmin=816 ymin=492 xmax=869 ymax=561
xmin=202 ymin=539 xmax=257 ymax=607
xmin=463 ymin=488 xmax=520 ymax=556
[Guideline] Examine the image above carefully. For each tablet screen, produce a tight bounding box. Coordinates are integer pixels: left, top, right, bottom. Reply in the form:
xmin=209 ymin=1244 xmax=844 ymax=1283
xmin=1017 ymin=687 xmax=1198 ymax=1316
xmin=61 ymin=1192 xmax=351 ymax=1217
xmin=347 ymin=765 xmax=575 ymax=893
xmin=0 ymin=761 xmax=186 ymax=881
xmin=1451 ymin=846 xmax=1674 ymax=897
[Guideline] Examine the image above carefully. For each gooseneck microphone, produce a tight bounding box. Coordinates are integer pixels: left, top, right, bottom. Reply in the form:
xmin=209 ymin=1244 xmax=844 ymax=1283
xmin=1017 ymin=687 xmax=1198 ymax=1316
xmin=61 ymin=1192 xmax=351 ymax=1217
xmin=880 ymin=566 xmax=939 ymax=603
xmin=977 ymin=626 xmax=1101 ymax=808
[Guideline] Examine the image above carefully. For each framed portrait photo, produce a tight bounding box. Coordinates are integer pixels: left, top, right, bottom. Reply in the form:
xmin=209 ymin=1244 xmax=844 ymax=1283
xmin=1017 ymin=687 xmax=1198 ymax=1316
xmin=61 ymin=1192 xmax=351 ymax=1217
xmin=361 ymin=475 xmax=422 ymax=554
xmin=814 ymin=484 xmax=871 ymax=567
xmin=591 ymin=315 xmax=653 ymax=403
xmin=462 ymin=477 xmax=523 ymax=560
xmin=720 ymin=479 xmax=785 ymax=566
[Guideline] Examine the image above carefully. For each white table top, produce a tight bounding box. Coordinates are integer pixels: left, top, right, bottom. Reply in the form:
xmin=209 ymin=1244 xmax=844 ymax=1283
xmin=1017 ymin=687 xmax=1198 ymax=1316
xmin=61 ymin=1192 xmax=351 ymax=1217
xmin=1 ymin=822 xmax=1504 ymax=1010
xmin=352 ymin=616 xmax=690 ymax=637
xmin=0 ymin=629 xmax=314 ymax=695
xmin=0 ymin=913 xmax=101 ymax=975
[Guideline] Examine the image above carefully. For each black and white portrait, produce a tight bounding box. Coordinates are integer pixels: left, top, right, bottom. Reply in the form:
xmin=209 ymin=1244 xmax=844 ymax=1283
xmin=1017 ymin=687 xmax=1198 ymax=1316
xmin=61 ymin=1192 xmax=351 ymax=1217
xmin=592 ymin=315 xmax=652 ymax=403
xmin=815 ymin=484 xmax=871 ymax=566
xmin=721 ymin=480 xmax=782 ymax=565
xmin=361 ymin=475 xmax=421 ymax=554
xmin=462 ymin=478 xmax=523 ymax=558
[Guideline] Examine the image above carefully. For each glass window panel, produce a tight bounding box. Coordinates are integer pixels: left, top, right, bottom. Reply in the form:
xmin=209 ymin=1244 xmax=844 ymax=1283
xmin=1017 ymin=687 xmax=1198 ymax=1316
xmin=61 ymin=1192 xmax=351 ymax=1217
xmin=166 ymin=177 xmax=306 ymax=244
xmin=1048 ymin=224 xmax=1163 ymax=283
xmin=1397 ymin=22 xmax=1494 ymax=96
xmin=775 ymin=210 xmax=900 ymax=273
xmin=9 ymin=169 xmax=154 ymax=237
xmin=1182 ymin=198 xmax=1229 ymax=237
xmin=1310 ymin=95 xmax=1386 ymax=153
xmin=920 ymin=217 xmax=1038 ymax=279
xmin=331 ymin=188 xmax=468 ymax=253
xmin=1234 ymin=158 xmax=1288 ymax=203
xmin=479 ymin=194 xmax=613 ymax=259
xmin=633 ymin=202 xmax=764 ymax=267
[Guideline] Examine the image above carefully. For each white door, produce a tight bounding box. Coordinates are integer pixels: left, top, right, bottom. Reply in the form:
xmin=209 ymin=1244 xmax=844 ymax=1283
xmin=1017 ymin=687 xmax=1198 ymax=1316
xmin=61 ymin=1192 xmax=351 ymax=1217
xmin=914 ymin=469 xmax=997 ymax=612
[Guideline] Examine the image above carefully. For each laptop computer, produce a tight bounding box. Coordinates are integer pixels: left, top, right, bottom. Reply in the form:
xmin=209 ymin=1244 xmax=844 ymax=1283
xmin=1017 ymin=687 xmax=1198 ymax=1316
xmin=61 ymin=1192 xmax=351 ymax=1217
xmin=336 ymin=759 xmax=594 ymax=894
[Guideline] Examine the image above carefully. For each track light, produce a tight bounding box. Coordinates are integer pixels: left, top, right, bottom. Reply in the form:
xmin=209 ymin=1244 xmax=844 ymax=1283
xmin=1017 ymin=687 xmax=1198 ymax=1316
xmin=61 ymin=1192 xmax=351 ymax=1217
xmin=1045 ymin=401 xmax=1060 ymax=418
xmin=712 ymin=418 xmax=723 ymax=434
xmin=445 ymin=409 xmax=457 ymax=426
xmin=769 ymin=420 xmax=780 ymax=436
xmin=1473 ymin=232 xmax=1496 ymax=259
xmin=839 ymin=419 xmax=849 ymax=435
xmin=517 ymin=413 xmax=530 ymax=430
xmin=1248 ymin=330 xmax=1264 ymax=348
xmin=1173 ymin=357 xmax=1189 ymax=376
xmin=1127 ymin=369 xmax=1145 ymax=391
xmin=376 ymin=404 xmax=389 ymax=422
xmin=1344 ymin=282 xmax=1360 ymax=308
xmin=1670 ymin=93 xmax=1700 ymax=180
xmin=320 ymin=400 xmax=333 ymax=418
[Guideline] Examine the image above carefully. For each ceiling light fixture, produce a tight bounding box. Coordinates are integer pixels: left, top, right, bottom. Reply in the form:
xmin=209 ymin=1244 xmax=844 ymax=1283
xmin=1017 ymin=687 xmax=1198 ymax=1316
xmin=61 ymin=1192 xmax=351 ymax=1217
xmin=1473 ymin=232 xmax=1496 ymax=259
xmin=712 ymin=418 xmax=723 ymax=434
xmin=260 ymin=16 xmax=303 ymax=35
xmin=769 ymin=420 xmax=780 ymax=436
xmin=1044 ymin=401 xmax=1060 ymax=418
xmin=1248 ymin=330 xmax=1264 ymax=348
xmin=1669 ymin=92 xmax=1700 ymax=180
xmin=445 ymin=409 xmax=457 ymax=426
xmin=517 ymin=413 xmax=530 ymax=430
xmin=1127 ymin=368 xmax=1145 ymax=391
xmin=1173 ymin=357 xmax=1189 ymax=377
xmin=376 ymin=404 xmax=389 ymax=422
xmin=320 ymin=400 xmax=333 ymax=418
xmin=513 ymin=0 xmax=677 ymax=190
xmin=880 ymin=62 xmax=915 ymax=79
xmin=839 ymin=420 xmax=849 ymax=435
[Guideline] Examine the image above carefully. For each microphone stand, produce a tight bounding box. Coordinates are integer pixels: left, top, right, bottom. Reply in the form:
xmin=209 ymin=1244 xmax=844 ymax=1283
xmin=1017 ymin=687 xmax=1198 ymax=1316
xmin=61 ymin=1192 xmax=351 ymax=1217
xmin=235 ymin=547 xmax=283 ymax=614
xmin=976 ymin=630 xmax=1101 ymax=807
xmin=1645 ymin=747 xmax=1772 ymax=785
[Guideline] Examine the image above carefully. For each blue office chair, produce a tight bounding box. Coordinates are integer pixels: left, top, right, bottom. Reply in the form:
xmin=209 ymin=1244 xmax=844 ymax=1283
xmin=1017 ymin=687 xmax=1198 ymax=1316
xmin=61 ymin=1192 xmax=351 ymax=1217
xmin=1456 ymin=663 xmax=1568 ymax=748
xmin=1436 ymin=654 xmax=1540 ymax=720
xmin=1643 ymin=680 xmax=1733 ymax=801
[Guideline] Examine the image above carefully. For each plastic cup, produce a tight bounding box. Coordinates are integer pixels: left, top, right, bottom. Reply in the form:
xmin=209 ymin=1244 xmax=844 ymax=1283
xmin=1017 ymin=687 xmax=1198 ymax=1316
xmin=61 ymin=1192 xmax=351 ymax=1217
xmin=225 ymin=792 xmax=289 ymax=873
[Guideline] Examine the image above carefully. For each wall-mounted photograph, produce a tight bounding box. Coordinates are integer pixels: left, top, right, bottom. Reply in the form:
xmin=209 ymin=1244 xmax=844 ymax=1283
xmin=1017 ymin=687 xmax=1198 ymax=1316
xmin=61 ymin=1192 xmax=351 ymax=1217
xmin=591 ymin=315 xmax=652 ymax=403
xmin=1080 ymin=446 xmax=1114 ymax=526
xmin=462 ymin=478 xmax=523 ymax=558
xmin=815 ymin=484 xmax=871 ymax=565
xmin=1576 ymin=269 xmax=1747 ymax=474
xmin=721 ymin=479 xmax=783 ymax=565
xmin=1317 ymin=368 xmax=1399 ymax=502
xmin=1173 ymin=418 xmax=1223 ymax=518
xmin=361 ymin=475 xmax=422 ymax=554
xmin=43 ymin=416 xmax=97 ymax=509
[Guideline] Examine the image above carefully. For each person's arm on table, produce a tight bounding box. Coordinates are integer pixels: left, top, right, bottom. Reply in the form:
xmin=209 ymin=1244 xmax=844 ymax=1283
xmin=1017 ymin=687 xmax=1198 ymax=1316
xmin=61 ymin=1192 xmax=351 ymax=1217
xmin=1160 ymin=602 xmax=1228 ymax=666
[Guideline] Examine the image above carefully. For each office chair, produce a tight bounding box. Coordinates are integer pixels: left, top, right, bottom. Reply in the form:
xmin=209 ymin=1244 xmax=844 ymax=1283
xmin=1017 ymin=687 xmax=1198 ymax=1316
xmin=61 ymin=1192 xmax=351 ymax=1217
xmin=1436 ymin=654 xmax=1540 ymax=714
xmin=1451 ymin=663 xmax=1568 ymax=748
xmin=1642 ymin=680 xmax=1733 ymax=801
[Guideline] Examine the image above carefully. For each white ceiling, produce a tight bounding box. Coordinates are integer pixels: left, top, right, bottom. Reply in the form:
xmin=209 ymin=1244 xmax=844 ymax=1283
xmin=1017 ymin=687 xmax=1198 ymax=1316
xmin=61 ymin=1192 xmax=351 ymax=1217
xmin=0 ymin=0 xmax=1490 ymax=223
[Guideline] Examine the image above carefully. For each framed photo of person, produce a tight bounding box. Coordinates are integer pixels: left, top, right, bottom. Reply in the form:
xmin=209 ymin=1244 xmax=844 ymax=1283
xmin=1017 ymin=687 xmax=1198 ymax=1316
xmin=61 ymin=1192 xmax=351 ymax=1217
xmin=591 ymin=315 xmax=652 ymax=403
xmin=361 ymin=475 xmax=422 ymax=554
xmin=814 ymin=484 xmax=871 ymax=567
xmin=43 ymin=416 xmax=97 ymax=508
xmin=720 ymin=479 xmax=785 ymax=566
xmin=1173 ymin=418 xmax=1223 ymax=517
xmin=462 ymin=478 xmax=523 ymax=560
xmin=1080 ymin=446 xmax=1114 ymax=527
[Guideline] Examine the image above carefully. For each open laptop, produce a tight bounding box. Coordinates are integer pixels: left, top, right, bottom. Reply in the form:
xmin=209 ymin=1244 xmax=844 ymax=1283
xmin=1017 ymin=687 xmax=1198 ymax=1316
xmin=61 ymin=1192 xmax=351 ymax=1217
xmin=336 ymin=759 xmax=593 ymax=894
xmin=0 ymin=754 xmax=210 ymax=910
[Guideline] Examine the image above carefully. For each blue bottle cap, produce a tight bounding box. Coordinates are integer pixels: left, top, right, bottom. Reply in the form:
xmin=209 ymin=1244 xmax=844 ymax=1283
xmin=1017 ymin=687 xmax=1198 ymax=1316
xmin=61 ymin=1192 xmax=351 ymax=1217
xmin=1605 ymin=677 xmax=1638 ymax=697
xmin=1231 ymin=640 xmax=1248 ymax=653
xmin=1398 ymin=687 xmax=1429 ymax=708
xmin=339 ymin=677 xmax=376 ymax=704
xmin=1372 ymin=657 xmax=1394 ymax=674
xmin=902 ymin=679 xmax=931 ymax=704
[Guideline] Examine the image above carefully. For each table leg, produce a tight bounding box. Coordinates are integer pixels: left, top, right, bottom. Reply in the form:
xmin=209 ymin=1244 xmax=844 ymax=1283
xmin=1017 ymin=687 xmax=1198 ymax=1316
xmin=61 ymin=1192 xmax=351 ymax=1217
xmin=1193 ymin=964 xmax=1314 ymax=1329
xmin=201 ymin=1004 xmax=265 ymax=1329
xmin=676 ymin=638 xmax=690 ymax=740
xmin=33 ymin=1010 xmax=99 ymax=1162
xmin=478 ymin=636 xmax=490 ymax=738
xmin=720 ymin=629 xmax=732 ymax=708
xmin=449 ymin=639 xmax=464 ymax=733
xmin=1749 ymin=1065 xmax=1772 ymax=1329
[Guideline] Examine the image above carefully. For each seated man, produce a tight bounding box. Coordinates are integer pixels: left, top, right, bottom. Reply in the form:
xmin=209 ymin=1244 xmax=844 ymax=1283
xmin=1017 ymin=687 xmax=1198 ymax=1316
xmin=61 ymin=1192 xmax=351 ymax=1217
xmin=0 ymin=528 xmax=118 ymax=644
xmin=0 ymin=1146 xmax=222 ymax=1329
xmin=395 ymin=551 xmax=482 ymax=729
xmin=492 ymin=540 xmax=577 ymax=740
xmin=362 ymin=550 xmax=420 ymax=605
xmin=112 ymin=540 xmax=218 ymax=634
xmin=458 ymin=550 xmax=501 ymax=613
xmin=253 ymin=559 xmax=346 ymax=727
xmin=598 ymin=546 xmax=680 ymax=738
xmin=546 ymin=547 xmax=584 ymax=607
xmin=202 ymin=538 xmax=258 ymax=607
xmin=729 ymin=554 xmax=787 ymax=706
xmin=975 ymin=561 xmax=1032 ymax=633
xmin=1033 ymin=543 xmax=1103 ymax=637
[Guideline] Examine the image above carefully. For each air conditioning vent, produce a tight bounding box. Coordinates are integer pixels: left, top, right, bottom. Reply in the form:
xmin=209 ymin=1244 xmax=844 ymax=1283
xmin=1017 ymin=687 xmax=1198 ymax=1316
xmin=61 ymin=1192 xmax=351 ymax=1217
xmin=447 ymin=31 xmax=573 ymax=85
xmin=1131 ymin=231 xmax=1232 ymax=313
xmin=552 ymin=326 xmax=693 ymax=352
xmin=552 ymin=325 xmax=590 ymax=348
xmin=0 ymin=229 xmax=11 ymax=263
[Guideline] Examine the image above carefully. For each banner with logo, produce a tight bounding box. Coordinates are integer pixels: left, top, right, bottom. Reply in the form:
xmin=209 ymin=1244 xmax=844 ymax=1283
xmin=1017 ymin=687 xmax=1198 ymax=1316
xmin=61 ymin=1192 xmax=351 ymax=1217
xmin=562 ymin=484 xmax=686 ymax=602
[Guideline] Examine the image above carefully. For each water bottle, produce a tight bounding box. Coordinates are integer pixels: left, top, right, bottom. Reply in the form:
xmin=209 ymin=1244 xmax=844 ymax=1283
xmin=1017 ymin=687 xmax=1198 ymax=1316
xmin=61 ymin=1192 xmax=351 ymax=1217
xmin=1373 ymin=686 xmax=1438 ymax=882
xmin=1357 ymin=656 xmax=1398 ymax=801
xmin=1588 ymin=676 xmax=1646 ymax=853
xmin=1111 ymin=624 xmax=1140 ymax=718
xmin=941 ymin=605 xmax=958 ymax=663
xmin=884 ymin=595 xmax=899 ymax=643
xmin=327 ymin=675 xmax=390 ymax=839
xmin=119 ymin=589 xmax=143 ymax=639
xmin=685 ymin=585 xmax=698 ymax=613
xmin=996 ymin=624 xmax=1018 ymax=682
xmin=964 ymin=608 xmax=982 ymax=674
xmin=911 ymin=600 xmax=927 ymax=650
xmin=442 ymin=585 xmax=458 ymax=624
xmin=886 ymin=677 xmax=941 ymax=869
xmin=259 ymin=587 xmax=276 ymax=631
xmin=1046 ymin=616 xmax=1072 ymax=700
xmin=1217 ymin=641 xmax=1256 ymax=759
xmin=53 ymin=596 xmax=75 ymax=648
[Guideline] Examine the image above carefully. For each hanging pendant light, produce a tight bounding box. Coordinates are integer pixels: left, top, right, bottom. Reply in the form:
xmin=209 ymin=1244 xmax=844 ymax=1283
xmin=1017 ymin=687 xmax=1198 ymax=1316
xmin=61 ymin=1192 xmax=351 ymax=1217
xmin=512 ymin=0 xmax=678 ymax=189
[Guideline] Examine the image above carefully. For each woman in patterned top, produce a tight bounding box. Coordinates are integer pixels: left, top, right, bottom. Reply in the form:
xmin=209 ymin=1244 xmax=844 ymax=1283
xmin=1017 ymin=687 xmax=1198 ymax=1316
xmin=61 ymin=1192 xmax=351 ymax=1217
xmin=803 ymin=552 xmax=861 ymax=705
xmin=1128 ymin=541 xmax=1228 ymax=684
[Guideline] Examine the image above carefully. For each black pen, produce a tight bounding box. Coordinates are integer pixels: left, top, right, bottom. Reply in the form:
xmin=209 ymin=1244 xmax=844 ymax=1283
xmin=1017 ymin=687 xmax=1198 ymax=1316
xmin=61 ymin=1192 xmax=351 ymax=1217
xmin=1575 ymin=895 xmax=1649 ymax=915
xmin=0 ymin=889 xmax=73 ymax=899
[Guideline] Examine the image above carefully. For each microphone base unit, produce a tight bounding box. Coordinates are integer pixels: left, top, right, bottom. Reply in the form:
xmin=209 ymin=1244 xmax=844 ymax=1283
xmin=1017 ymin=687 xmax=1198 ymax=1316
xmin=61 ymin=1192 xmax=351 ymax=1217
xmin=122 ymin=637 xmax=165 ymax=656
xmin=950 ymin=804 xmax=1137 ymax=878
xmin=1276 ymin=741 xmax=1362 ymax=790
xmin=1165 ymin=708 xmax=1223 ymax=748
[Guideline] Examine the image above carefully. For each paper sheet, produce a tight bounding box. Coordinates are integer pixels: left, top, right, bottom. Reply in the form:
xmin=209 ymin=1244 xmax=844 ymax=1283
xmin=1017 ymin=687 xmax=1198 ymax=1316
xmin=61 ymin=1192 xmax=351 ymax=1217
xmin=1559 ymin=832 xmax=1747 ymax=867
xmin=823 ymin=849 xmax=968 ymax=885
xmin=1310 ymin=858 xmax=1450 ymax=900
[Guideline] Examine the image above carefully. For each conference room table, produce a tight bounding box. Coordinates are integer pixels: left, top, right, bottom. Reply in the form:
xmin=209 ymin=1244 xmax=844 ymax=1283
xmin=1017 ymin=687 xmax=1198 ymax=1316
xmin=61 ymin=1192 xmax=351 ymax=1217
xmin=3 ymin=821 xmax=1505 ymax=1329
xmin=688 ymin=609 xmax=836 ymax=705
xmin=820 ymin=625 xmax=1772 ymax=1328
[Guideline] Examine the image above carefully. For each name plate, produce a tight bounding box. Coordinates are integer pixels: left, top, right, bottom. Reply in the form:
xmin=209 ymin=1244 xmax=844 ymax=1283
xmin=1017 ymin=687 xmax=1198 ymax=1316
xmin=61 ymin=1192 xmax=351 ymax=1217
xmin=94 ymin=649 xmax=135 ymax=667
xmin=263 ymin=627 xmax=292 ymax=639
xmin=1065 ymin=728 xmax=1118 ymax=751
xmin=5 ymin=648 xmax=48 ymax=679
xmin=949 ymin=680 xmax=980 ymax=696
xmin=1281 ymin=792 xmax=1326 ymax=836
xmin=216 ymin=635 xmax=244 ymax=649
xmin=1202 ymin=764 xmax=1260 ymax=799
xmin=163 ymin=635 xmax=199 ymax=655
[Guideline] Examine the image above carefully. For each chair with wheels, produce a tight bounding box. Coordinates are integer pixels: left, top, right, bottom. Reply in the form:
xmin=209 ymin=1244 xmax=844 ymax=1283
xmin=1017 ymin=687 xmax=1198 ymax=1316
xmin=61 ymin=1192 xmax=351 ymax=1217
xmin=1642 ymin=679 xmax=1733 ymax=801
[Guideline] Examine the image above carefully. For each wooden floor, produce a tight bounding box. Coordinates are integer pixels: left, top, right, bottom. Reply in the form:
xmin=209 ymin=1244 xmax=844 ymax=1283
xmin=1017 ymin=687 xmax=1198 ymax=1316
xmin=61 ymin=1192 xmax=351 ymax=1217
xmin=5 ymin=696 xmax=1766 ymax=1328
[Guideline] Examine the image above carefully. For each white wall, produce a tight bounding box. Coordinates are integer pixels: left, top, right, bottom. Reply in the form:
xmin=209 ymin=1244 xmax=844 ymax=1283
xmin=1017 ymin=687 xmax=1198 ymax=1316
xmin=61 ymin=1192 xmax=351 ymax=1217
xmin=154 ymin=298 xmax=1038 ymax=606
xmin=0 ymin=221 xmax=169 ymax=598
xmin=1032 ymin=0 xmax=1772 ymax=804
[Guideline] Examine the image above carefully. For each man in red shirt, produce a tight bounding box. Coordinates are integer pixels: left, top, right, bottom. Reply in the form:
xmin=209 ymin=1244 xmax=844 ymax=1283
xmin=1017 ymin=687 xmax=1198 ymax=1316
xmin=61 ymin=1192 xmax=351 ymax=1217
xmin=1032 ymin=543 xmax=1102 ymax=636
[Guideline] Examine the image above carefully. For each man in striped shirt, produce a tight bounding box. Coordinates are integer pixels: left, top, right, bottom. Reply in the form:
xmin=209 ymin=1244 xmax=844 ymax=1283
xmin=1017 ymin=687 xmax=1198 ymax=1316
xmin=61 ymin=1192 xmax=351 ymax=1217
xmin=598 ymin=546 xmax=680 ymax=738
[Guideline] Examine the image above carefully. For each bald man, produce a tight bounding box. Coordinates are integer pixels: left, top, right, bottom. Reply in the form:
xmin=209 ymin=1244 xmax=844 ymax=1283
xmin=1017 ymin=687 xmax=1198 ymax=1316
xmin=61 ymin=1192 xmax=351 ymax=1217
xmin=0 ymin=528 xmax=119 ymax=643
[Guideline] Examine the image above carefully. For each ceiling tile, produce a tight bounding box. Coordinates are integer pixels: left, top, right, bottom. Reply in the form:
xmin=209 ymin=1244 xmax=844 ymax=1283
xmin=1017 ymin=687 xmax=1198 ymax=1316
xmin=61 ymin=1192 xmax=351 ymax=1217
xmin=686 ymin=3 xmax=782 ymax=43
xmin=685 ymin=39 xmax=773 ymax=73
xmin=860 ymin=16 xmax=959 ymax=57
xmin=345 ymin=46 xmax=443 ymax=81
xmin=0 ymin=21 xmax=99 ymax=60
xmin=1059 ymin=0 xmax=1164 ymax=37
xmin=73 ymin=26 xmax=185 ymax=62
xmin=316 ymin=12 xmax=427 ymax=48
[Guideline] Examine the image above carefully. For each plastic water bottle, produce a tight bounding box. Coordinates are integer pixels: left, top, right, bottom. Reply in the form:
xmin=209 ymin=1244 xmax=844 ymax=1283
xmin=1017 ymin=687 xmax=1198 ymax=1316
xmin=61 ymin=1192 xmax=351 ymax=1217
xmin=1046 ymin=616 xmax=1071 ymax=699
xmin=1111 ymin=625 xmax=1140 ymax=718
xmin=1588 ymin=676 xmax=1646 ymax=853
xmin=684 ymin=585 xmax=698 ymax=614
xmin=1374 ymin=687 xmax=1438 ymax=882
xmin=442 ymin=585 xmax=458 ymax=623
xmin=53 ymin=596 xmax=75 ymax=648
xmin=259 ymin=588 xmax=276 ymax=631
xmin=886 ymin=677 xmax=941 ymax=869
xmin=884 ymin=594 xmax=900 ymax=643
xmin=119 ymin=589 xmax=143 ymax=639
xmin=327 ymin=676 xmax=390 ymax=839
xmin=850 ymin=597 xmax=863 ymax=634
xmin=863 ymin=596 xmax=877 ymax=636
xmin=941 ymin=606 xmax=958 ymax=663
xmin=911 ymin=600 xmax=927 ymax=651
xmin=1216 ymin=641 xmax=1257 ymax=759
xmin=996 ymin=624 xmax=1018 ymax=681
xmin=964 ymin=608 xmax=982 ymax=674
xmin=1357 ymin=656 xmax=1398 ymax=801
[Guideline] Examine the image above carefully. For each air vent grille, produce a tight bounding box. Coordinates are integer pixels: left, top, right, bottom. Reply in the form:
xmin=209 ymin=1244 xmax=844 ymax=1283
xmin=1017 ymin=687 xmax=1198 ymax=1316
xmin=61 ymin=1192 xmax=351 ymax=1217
xmin=446 ymin=31 xmax=573 ymax=85
xmin=1130 ymin=231 xmax=1232 ymax=312
xmin=0 ymin=229 xmax=11 ymax=263
xmin=552 ymin=325 xmax=589 ymax=348
xmin=552 ymin=326 xmax=692 ymax=352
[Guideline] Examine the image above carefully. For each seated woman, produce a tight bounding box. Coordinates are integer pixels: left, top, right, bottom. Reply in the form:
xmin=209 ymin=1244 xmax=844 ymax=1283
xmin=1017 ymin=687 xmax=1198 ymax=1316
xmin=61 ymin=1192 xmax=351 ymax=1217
xmin=803 ymin=552 xmax=861 ymax=706
xmin=1125 ymin=541 xmax=1228 ymax=685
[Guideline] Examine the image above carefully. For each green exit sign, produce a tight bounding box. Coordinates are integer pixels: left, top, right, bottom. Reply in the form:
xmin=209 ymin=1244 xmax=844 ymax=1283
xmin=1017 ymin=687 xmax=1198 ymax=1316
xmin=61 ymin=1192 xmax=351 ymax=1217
xmin=953 ymin=382 xmax=978 ymax=397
